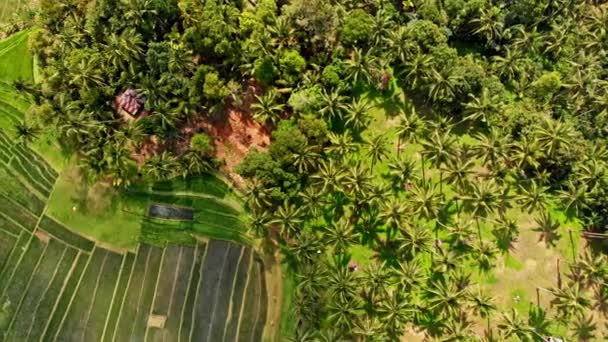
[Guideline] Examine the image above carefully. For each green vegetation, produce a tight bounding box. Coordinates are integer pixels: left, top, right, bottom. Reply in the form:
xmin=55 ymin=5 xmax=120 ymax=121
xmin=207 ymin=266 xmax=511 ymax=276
xmin=0 ymin=0 xmax=607 ymax=341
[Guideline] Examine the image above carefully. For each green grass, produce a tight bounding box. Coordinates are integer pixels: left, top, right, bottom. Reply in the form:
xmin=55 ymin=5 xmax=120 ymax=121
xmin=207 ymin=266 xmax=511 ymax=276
xmin=0 ymin=30 xmax=33 ymax=81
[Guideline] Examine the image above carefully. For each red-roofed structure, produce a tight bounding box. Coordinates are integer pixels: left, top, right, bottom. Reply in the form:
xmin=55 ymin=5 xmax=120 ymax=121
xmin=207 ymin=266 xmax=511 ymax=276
xmin=115 ymin=88 xmax=145 ymax=121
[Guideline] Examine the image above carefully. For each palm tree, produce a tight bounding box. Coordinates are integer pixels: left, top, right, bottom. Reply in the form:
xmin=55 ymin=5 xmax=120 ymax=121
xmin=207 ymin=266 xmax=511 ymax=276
xmin=398 ymin=50 xmax=433 ymax=90
xmin=292 ymin=147 xmax=320 ymax=173
xmin=441 ymin=155 xmax=474 ymax=193
xmin=425 ymin=68 xmax=458 ymax=103
xmin=420 ymin=129 xmax=457 ymax=193
xmin=353 ymin=315 xmax=383 ymax=341
xmin=323 ymin=219 xmax=357 ymax=254
xmin=472 ymin=128 xmax=509 ymax=170
xmin=569 ymin=313 xmax=597 ymax=342
xmin=425 ymin=278 xmax=467 ymax=319
xmin=312 ymin=159 xmax=346 ymax=193
xmin=510 ymin=135 xmax=541 ymax=170
xmin=551 ymin=283 xmax=591 ymax=319
xmin=325 ymin=131 xmax=358 ymax=160
xmin=432 ymin=246 xmax=461 ymax=275
xmin=359 ymin=262 xmax=392 ymax=308
xmin=468 ymin=288 xmax=496 ymax=334
xmin=492 ymin=216 xmax=519 ymax=251
xmin=472 ymin=240 xmax=498 ymax=271
xmin=343 ymin=162 xmax=373 ymax=199
xmin=327 ymin=262 xmax=359 ymax=302
xmin=497 ymin=309 xmax=534 ymax=341
xmin=533 ymin=118 xmax=577 ymax=158
xmin=408 ymin=181 xmax=442 ymax=223
xmin=379 ymin=198 xmax=406 ymax=240
xmin=397 ymin=225 xmax=432 ymax=260
xmin=491 ymin=47 xmax=522 ymax=82
xmin=377 ymin=292 xmax=412 ymax=338
xmin=572 ymin=250 xmax=607 ymax=289
xmin=527 ymin=306 xmax=551 ymax=339
xmin=13 ymin=120 xmax=41 ymax=145
xmin=394 ymin=258 xmax=427 ymax=291
xmin=344 ymin=98 xmax=371 ymax=132
xmin=319 ymin=88 xmax=347 ymax=121
xmin=557 ymin=180 xmax=587 ymax=216
xmin=249 ymin=210 xmax=272 ymax=238
xmin=517 ymin=180 xmax=550 ymax=214
xmin=470 ymin=6 xmax=504 ymax=46
xmin=395 ymin=106 xmax=426 ymax=156
xmin=462 ymin=179 xmax=499 ymax=242
xmin=443 ymin=217 xmax=475 ymax=250
xmin=533 ymin=211 xmax=561 ymax=247
xmin=326 ymin=296 xmax=361 ymax=331
xmin=252 ymin=90 xmax=284 ymax=126
xmin=142 ymin=151 xmax=179 ymax=182
xmin=387 ymin=156 xmax=419 ymax=190
xmin=365 ymin=134 xmax=389 ymax=169
xmin=462 ymin=88 xmax=503 ymax=125
xmin=272 ymin=201 xmax=304 ymax=238
xmin=343 ymin=47 xmax=376 ymax=85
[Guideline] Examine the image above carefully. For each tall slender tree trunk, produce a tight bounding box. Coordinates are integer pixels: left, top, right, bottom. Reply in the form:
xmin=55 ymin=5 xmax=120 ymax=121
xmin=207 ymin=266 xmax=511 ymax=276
xmin=476 ymin=216 xmax=483 ymax=244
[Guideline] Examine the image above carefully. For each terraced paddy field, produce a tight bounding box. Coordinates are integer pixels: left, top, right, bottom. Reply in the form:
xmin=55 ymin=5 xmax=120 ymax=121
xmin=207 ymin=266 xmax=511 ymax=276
xmin=0 ymin=123 xmax=267 ymax=342
xmin=0 ymin=0 xmax=33 ymax=24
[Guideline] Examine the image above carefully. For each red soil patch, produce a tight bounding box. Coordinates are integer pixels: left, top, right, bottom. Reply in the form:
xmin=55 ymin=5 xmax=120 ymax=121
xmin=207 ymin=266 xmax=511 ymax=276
xmin=198 ymin=109 xmax=270 ymax=189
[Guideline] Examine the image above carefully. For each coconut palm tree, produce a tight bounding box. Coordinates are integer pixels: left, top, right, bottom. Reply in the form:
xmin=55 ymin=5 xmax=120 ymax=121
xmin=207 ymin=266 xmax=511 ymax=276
xmin=471 ymin=6 xmax=505 ymax=46
xmin=312 ymin=159 xmax=347 ymax=193
xmin=360 ymin=262 xmax=392 ymax=307
xmin=13 ymin=120 xmax=41 ymax=145
xmin=397 ymin=225 xmax=432 ymax=260
xmin=142 ymin=151 xmax=179 ymax=182
xmin=472 ymin=128 xmax=509 ymax=170
xmin=557 ymin=180 xmax=587 ymax=216
xmin=441 ymin=154 xmax=475 ymax=193
xmin=395 ymin=106 xmax=426 ymax=156
xmin=533 ymin=118 xmax=577 ymax=158
xmin=569 ymin=313 xmax=597 ymax=342
xmin=249 ymin=210 xmax=272 ymax=238
xmin=319 ymin=88 xmax=347 ymax=121
xmin=293 ymin=147 xmax=320 ymax=174
xmin=379 ymin=198 xmax=406 ymax=240
xmin=424 ymin=278 xmax=467 ymax=319
xmin=353 ymin=315 xmax=384 ymax=341
xmin=420 ymin=129 xmax=457 ymax=193
xmin=343 ymin=47 xmax=377 ymax=85
xmin=323 ymin=219 xmax=357 ymax=254
xmin=252 ymin=90 xmax=284 ymax=126
xmin=510 ymin=135 xmax=541 ymax=170
xmin=325 ymin=131 xmax=358 ymax=160
xmin=344 ymin=98 xmax=371 ymax=132
xmin=327 ymin=262 xmax=360 ymax=302
xmin=326 ymin=296 xmax=361 ymax=331
xmin=462 ymin=179 xmax=500 ymax=242
xmin=343 ymin=162 xmax=373 ymax=199
xmin=497 ymin=309 xmax=534 ymax=341
xmin=377 ymin=292 xmax=412 ymax=339
xmin=387 ymin=156 xmax=419 ymax=191
xmin=572 ymin=250 xmax=608 ymax=289
xmin=272 ymin=200 xmax=304 ymax=238
xmin=462 ymin=88 xmax=504 ymax=125
xmin=492 ymin=216 xmax=519 ymax=252
xmin=518 ymin=180 xmax=550 ymax=214
xmin=550 ymin=283 xmax=591 ymax=319
xmin=425 ymin=68 xmax=458 ymax=103
xmin=408 ymin=181 xmax=442 ymax=223
xmin=399 ymin=50 xmax=433 ymax=90
xmin=468 ymin=288 xmax=496 ymax=334
xmin=533 ymin=211 xmax=561 ymax=247
xmin=365 ymin=134 xmax=389 ymax=169
xmin=527 ymin=306 xmax=551 ymax=339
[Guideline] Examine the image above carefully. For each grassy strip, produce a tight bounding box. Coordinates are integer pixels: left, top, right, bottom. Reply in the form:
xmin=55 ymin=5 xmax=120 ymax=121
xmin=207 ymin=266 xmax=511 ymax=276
xmin=146 ymin=245 xmax=182 ymax=342
xmin=205 ymin=244 xmax=244 ymax=342
xmin=101 ymin=251 xmax=136 ymax=342
xmin=38 ymin=215 xmax=95 ymax=252
xmin=25 ymin=246 xmax=78 ymax=340
xmin=0 ymin=212 xmax=27 ymax=235
xmin=0 ymin=30 xmax=33 ymax=82
xmin=222 ymin=248 xmax=253 ymax=342
xmin=277 ymin=263 xmax=297 ymax=341
xmin=0 ymin=232 xmax=28 ymax=292
xmin=54 ymin=247 xmax=106 ymax=341
xmin=0 ymin=194 xmax=39 ymax=230
xmin=4 ymin=240 xmax=65 ymax=341
xmin=178 ymin=243 xmax=206 ymax=342
xmin=150 ymin=245 xmax=181 ymax=316
xmin=0 ymin=230 xmax=16 ymax=269
xmin=191 ymin=240 xmax=233 ymax=341
xmin=83 ymin=251 xmax=124 ymax=342
xmin=113 ymin=245 xmax=151 ymax=342
xmin=0 ymin=236 xmax=47 ymax=334
xmin=39 ymin=250 xmax=89 ymax=341
xmin=252 ymin=260 xmax=269 ymax=342
xmin=140 ymin=218 xmax=196 ymax=248
xmin=132 ymin=246 xmax=164 ymax=342
xmin=11 ymin=142 xmax=58 ymax=182
xmin=0 ymin=167 xmax=47 ymax=215
xmin=8 ymin=156 xmax=52 ymax=199
xmin=162 ymin=245 xmax=196 ymax=342
xmin=0 ymin=233 xmax=39 ymax=299
xmin=237 ymin=257 xmax=263 ymax=342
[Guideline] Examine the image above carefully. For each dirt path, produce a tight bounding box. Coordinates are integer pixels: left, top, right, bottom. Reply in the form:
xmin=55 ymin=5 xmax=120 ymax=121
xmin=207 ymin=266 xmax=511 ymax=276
xmin=260 ymin=243 xmax=284 ymax=342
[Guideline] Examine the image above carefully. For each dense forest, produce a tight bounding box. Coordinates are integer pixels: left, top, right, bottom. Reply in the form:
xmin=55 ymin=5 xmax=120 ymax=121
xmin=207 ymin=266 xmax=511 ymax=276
xmin=6 ymin=0 xmax=608 ymax=340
